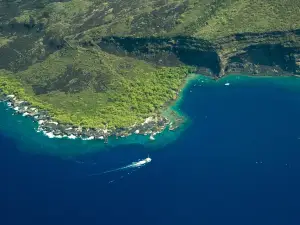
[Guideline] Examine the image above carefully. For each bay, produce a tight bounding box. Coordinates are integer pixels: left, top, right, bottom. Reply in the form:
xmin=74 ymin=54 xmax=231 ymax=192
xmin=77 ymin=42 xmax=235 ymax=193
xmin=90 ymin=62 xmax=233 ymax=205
xmin=1 ymin=75 xmax=300 ymax=225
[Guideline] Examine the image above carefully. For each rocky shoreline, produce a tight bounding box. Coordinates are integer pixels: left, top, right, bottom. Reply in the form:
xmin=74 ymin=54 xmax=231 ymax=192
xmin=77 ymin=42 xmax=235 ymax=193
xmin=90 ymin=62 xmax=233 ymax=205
xmin=0 ymin=92 xmax=173 ymax=142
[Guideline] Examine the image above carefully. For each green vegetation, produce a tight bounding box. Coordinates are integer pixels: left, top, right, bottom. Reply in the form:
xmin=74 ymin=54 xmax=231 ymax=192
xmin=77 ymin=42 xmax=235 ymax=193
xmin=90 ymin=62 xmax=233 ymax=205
xmin=0 ymin=70 xmax=54 ymax=111
xmin=8 ymin=0 xmax=300 ymax=40
xmin=0 ymin=49 xmax=191 ymax=129
xmin=0 ymin=37 xmax=14 ymax=48
xmin=0 ymin=0 xmax=300 ymax=130
xmin=195 ymin=0 xmax=300 ymax=40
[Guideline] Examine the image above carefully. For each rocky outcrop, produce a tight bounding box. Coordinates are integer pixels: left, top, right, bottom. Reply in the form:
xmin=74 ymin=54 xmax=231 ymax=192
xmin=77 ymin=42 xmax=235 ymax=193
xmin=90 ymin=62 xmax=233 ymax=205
xmin=95 ymin=29 xmax=300 ymax=77
xmin=293 ymin=53 xmax=300 ymax=74
xmin=0 ymin=92 xmax=171 ymax=142
xmin=217 ymin=29 xmax=300 ymax=76
xmin=224 ymin=44 xmax=300 ymax=76
xmin=94 ymin=36 xmax=220 ymax=75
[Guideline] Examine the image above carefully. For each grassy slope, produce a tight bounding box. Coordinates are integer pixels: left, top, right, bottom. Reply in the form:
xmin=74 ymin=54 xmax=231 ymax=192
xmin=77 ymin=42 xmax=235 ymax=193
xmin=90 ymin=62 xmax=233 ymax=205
xmin=3 ymin=0 xmax=300 ymax=38
xmin=195 ymin=0 xmax=300 ymax=40
xmin=0 ymin=0 xmax=300 ymax=129
xmin=1 ymin=47 xmax=190 ymax=128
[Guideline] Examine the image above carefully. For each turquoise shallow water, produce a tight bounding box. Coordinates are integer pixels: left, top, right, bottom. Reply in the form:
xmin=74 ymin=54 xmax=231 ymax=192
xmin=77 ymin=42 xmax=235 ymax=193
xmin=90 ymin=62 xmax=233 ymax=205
xmin=1 ymin=75 xmax=300 ymax=225
xmin=1 ymin=74 xmax=299 ymax=156
xmin=0 ymin=74 xmax=197 ymax=156
xmin=0 ymin=101 xmax=187 ymax=155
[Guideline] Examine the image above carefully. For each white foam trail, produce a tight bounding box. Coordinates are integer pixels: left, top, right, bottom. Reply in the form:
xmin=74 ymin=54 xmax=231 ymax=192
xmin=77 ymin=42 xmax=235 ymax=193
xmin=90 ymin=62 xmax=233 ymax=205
xmin=88 ymin=157 xmax=152 ymax=176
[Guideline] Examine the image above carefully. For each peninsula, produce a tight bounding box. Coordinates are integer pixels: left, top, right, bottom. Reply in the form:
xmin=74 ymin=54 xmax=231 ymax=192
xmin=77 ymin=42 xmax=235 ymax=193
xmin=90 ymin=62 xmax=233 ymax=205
xmin=0 ymin=0 xmax=299 ymax=140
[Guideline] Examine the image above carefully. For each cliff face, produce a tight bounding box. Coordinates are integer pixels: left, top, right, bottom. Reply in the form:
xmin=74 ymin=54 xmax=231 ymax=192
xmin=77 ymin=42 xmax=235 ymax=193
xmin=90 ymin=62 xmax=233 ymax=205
xmin=95 ymin=29 xmax=300 ymax=77
xmin=95 ymin=36 xmax=220 ymax=74
xmin=217 ymin=29 xmax=300 ymax=76
xmin=225 ymin=43 xmax=300 ymax=76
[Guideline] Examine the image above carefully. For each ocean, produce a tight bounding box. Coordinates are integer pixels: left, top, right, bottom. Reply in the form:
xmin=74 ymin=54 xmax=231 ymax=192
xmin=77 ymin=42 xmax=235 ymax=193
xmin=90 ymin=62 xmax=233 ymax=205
xmin=1 ymin=75 xmax=300 ymax=225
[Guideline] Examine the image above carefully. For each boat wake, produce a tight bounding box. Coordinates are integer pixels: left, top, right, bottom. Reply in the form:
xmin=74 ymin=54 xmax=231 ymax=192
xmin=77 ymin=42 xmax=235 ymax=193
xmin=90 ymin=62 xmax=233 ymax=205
xmin=88 ymin=156 xmax=152 ymax=183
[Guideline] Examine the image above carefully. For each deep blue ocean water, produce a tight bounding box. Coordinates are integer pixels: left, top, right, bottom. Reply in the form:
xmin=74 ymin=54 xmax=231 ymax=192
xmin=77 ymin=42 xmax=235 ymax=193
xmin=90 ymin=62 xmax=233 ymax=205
xmin=1 ymin=75 xmax=300 ymax=225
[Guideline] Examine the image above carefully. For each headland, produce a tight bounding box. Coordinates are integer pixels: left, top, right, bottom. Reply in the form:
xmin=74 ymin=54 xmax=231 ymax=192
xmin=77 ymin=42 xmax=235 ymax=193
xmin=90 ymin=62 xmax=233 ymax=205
xmin=0 ymin=0 xmax=300 ymax=152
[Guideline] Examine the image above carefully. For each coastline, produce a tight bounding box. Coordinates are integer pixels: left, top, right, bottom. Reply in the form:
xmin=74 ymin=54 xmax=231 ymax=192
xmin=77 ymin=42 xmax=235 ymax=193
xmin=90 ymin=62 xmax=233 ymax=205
xmin=0 ymin=71 xmax=204 ymax=145
xmin=0 ymin=75 xmax=194 ymax=146
xmin=1 ymin=73 xmax=300 ymax=156
xmin=0 ymin=92 xmax=171 ymax=142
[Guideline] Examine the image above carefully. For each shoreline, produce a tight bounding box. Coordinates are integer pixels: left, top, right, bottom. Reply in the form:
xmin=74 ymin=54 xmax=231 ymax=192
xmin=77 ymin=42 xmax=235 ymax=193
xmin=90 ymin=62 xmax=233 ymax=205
xmin=1 ymin=73 xmax=300 ymax=145
xmin=0 ymin=70 xmax=201 ymax=144
xmin=0 ymin=92 xmax=172 ymax=142
xmin=0 ymin=86 xmax=186 ymax=143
